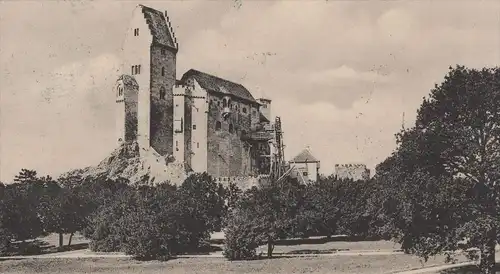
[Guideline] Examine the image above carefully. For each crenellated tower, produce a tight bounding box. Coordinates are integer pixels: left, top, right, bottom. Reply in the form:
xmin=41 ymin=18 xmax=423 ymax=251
xmin=117 ymin=4 xmax=178 ymax=155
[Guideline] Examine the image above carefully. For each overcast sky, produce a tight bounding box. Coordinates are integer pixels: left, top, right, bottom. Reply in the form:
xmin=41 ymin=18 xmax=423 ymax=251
xmin=1 ymin=0 xmax=499 ymax=182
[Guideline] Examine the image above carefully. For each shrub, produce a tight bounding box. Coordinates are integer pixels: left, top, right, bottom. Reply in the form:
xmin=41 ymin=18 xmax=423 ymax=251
xmin=223 ymin=208 xmax=260 ymax=260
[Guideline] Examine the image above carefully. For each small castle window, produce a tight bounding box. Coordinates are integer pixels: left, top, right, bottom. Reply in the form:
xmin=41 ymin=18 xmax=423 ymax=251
xmin=223 ymin=98 xmax=227 ymax=108
xmin=162 ymin=67 xmax=165 ymax=76
xmin=134 ymin=28 xmax=139 ymax=36
xmin=131 ymin=65 xmax=141 ymax=75
xmin=216 ymin=121 xmax=221 ymax=131
xmin=242 ymin=107 xmax=247 ymax=114
xmin=303 ymin=172 xmax=308 ymax=176
xmin=193 ymin=125 xmax=196 ymax=130
xmin=160 ymin=87 xmax=166 ymax=99
xmin=197 ymin=142 xmax=199 ymax=148
xmin=229 ymin=124 xmax=234 ymax=133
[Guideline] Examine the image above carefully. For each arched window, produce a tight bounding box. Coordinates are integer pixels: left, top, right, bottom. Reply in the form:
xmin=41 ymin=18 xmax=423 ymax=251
xmin=160 ymin=87 xmax=166 ymax=99
xmin=161 ymin=67 xmax=165 ymax=76
xmin=216 ymin=121 xmax=222 ymax=131
xmin=229 ymin=124 xmax=234 ymax=133
xmin=242 ymin=107 xmax=247 ymax=114
xmin=222 ymin=98 xmax=227 ymax=108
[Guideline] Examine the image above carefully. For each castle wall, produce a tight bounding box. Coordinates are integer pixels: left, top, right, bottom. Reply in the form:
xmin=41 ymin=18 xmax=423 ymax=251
xmin=123 ymin=82 xmax=138 ymax=142
xmin=173 ymin=85 xmax=186 ymax=163
xmin=257 ymin=98 xmax=272 ymax=122
xmin=290 ymin=162 xmax=319 ymax=182
xmin=207 ymin=93 xmax=255 ymax=177
xmin=149 ymin=45 xmax=176 ymax=156
xmin=335 ymin=164 xmax=370 ymax=181
xmin=190 ymin=80 xmax=208 ymax=173
xmin=115 ymin=84 xmax=126 ymax=145
xmin=121 ymin=6 xmax=153 ymax=149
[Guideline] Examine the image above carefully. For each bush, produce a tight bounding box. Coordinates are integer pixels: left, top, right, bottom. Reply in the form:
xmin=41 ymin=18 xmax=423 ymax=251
xmin=223 ymin=208 xmax=260 ymax=260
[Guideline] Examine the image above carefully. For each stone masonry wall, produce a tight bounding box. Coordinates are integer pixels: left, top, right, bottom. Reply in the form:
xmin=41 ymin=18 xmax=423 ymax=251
xmin=124 ymin=83 xmax=138 ymax=142
xmin=149 ymin=44 xmax=176 ymax=156
xmin=207 ymin=93 xmax=254 ymax=177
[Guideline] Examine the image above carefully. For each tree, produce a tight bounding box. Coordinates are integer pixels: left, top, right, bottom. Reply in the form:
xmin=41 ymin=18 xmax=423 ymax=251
xmin=376 ymin=66 xmax=500 ymax=273
xmin=39 ymin=181 xmax=88 ymax=248
xmin=223 ymin=177 xmax=305 ymax=259
xmin=175 ymin=173 xmax=227 ymax=248
xmin=297 ymin=179 xmax=341 ymax=238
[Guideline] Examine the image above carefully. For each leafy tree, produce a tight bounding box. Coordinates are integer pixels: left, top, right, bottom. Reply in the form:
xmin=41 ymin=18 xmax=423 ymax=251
xmin=39 ymin=181 xmax=88 ymax=248
xmin=297 ymin=179 xmax=341 ymax=237
xmin=375 ymin=66 xmax=500 ymax=273
xmin=175 ymin=173 xmax=226 ymax=248
xmin=223 ymin=177 xmax=305 ymax=259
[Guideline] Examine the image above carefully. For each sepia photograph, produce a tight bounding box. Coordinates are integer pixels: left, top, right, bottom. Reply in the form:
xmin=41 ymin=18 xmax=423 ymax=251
xmin=0 ymin=0 xmax=499 ymax=273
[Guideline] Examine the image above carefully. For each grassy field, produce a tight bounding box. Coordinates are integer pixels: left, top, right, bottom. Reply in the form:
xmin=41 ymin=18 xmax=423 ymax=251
xmin=267 ymin=237 xmax=401 ymax=255
xmin=0 ymin=254 xmax=471 ymax=274
xmin=429 ymin=263 xmax=500 ymax=274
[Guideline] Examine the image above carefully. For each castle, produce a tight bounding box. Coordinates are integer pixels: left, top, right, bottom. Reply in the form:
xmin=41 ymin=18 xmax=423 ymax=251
xmin=334 ymin=164 xmax=371 ymax=181
xmin=115 ymin=5 xmax=276 ymax=179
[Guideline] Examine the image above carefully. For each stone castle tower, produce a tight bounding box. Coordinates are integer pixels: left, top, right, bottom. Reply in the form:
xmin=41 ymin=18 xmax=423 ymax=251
xmin=115 ymin=4 xmax=178 ymax=156
xmin=114 ymin=5 xmax=275 ymax=181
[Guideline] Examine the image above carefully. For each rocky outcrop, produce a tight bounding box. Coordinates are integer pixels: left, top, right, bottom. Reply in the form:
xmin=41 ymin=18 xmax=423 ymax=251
xmin=63 ymin=141 xmax=188 ymax=185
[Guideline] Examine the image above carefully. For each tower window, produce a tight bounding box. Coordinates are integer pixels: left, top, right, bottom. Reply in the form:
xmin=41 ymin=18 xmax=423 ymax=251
xmin=216 ymin=121 xmax=221 ymax=131
xmin=197 ymin=142 xmax=199 ymax=148
xmin=134 ymin=28 xmax=139 ymax=36
xmin=131 ymin=65 xmax=141 ymax=75
xmin=242 ymin=107 xmax=247 ymax=114
xmin=229 ymin=124 xmax=234 ymax=133
xmin=193 ymin=125 xmax=196 ymax=130
xmin=118 ymin=87 xmax=123 ymax=96
xmin=161 ymin=67 xmax=165 ymax=76
xmin=160 ymin=87 xmax=166 ymax=99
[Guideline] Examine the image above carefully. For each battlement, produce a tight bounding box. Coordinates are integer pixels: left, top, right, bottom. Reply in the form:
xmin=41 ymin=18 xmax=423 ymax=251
xmin=335 ymin=163 xmax=367 ymax=169
xmin=214 ymin=175 xmax=271 ymax=190
xmin=164 ymin=11 xmax=178 ymax=49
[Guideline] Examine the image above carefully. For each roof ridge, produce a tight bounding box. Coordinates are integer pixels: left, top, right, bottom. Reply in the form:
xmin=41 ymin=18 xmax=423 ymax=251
xmin=188 ymin=69 xmax=245 ymax=87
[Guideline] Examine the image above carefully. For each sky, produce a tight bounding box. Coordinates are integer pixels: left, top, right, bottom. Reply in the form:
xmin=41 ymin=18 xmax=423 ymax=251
xmin=0 ymin=0 xmax=499 ymax=182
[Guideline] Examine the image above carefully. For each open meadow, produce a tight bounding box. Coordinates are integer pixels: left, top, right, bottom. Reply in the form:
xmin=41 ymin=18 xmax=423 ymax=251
xmin=0 ymin=254 xmax=472 ymax=274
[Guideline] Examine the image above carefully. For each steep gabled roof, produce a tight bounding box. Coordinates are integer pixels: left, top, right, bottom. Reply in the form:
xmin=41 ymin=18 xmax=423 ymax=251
xmin=180 ymin=69 xmax=258 ymax=104
xmin=290 ymin=148 xmax=320 ymax=163
xmin=139 ymin=5 xmax=177 ymax=49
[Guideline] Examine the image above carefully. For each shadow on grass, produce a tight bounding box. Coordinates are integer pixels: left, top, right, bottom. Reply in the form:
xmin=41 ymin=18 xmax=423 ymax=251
xmin=274 ymin=235 xmax=383 ymax=246
xmin=2 ymin=240 xmax=89 ymax=256
xmin=174 ymin=245 xmax=223 ymax=256
xmin=284 ymin=248 xmax=350 ymax=255
xmin=439 ymin=263 xmax=500 ymax=274
xmin=209 ymin=235 xmax=384 ymax=246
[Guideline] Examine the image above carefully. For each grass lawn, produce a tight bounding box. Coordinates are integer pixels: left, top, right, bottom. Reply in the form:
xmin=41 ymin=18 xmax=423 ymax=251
xmin=266 ymin=237 xmax=401 ymax=255
xmin=0 ymin=254 xmax=471 ymax=274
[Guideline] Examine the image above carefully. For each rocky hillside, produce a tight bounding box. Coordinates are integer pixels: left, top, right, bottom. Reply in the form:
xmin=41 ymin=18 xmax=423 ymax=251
xmin=63 ymin=142 xmax=188 ymax=185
